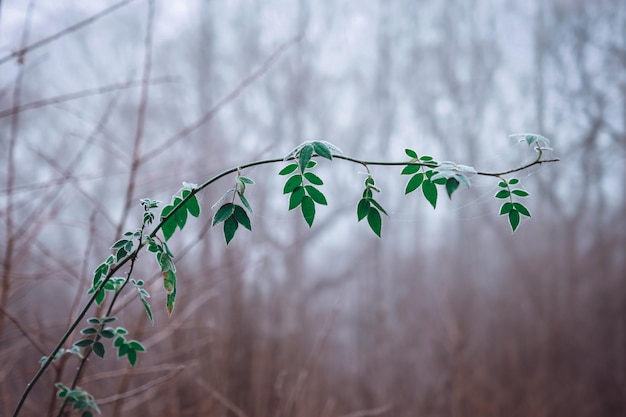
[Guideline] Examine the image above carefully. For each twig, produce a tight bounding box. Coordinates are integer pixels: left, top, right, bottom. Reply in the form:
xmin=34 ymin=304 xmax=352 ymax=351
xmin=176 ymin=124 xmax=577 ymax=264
xmin=0 ymin=0 xmax=139 ymax=66
xmin=338 ymin=403 xmax=393 ymax=417
xmin=195 ymin=376 xmax=250 ymax=417
xmin=97 ymin=365 xmax=185 ymax=405
xmin=0 ymin=76 xmax=175 ymax=119
xmin=141 ymin=34 xmax=303 ymax=164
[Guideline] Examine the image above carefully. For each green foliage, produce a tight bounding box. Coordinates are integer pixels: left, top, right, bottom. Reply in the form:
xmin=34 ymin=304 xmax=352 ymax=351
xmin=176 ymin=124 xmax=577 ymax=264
xmin=147 ymin=236 xmax=177 ymax=314
xmin=159 ymin=185 xmax=201 ymax=241
xmin=113 ymin=331 xmax=146 ymax=367
xmin=212 ymin=173 xmax=254 ymax=244
xmin=55 ymin=384 xmax=100 ymax=416
xmin=356 ymin=176 xmax=388 ymax=237
xmin=497 ymin=177 xmax=531 ymax=232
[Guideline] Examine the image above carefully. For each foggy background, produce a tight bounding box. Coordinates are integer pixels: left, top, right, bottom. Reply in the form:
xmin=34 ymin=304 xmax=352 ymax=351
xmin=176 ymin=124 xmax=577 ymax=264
xmin=1 ymin=0 xmax=625 ymax=416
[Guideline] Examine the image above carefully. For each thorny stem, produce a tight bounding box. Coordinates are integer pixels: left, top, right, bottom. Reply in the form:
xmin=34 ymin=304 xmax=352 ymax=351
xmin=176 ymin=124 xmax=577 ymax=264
xmin=12 ymin=147 xmax=558 ymax=417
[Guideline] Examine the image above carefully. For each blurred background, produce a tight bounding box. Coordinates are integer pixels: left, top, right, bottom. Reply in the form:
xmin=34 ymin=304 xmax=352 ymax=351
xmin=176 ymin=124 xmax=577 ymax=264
xmin=1 ymin=0 xmax=625 ymax=416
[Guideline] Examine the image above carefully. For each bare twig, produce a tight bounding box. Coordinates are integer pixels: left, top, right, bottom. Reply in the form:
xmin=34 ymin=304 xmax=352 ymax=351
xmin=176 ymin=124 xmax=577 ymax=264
xmin=97 ymin=365 xmax=185 ymax=405
xmin=195 ymin=376 xmax=250 ymax=417
xmin=0 ymin=0 xmax=139 ymax=66
xmin=141 ymin=34 xmax=303 ymax=164
xmin=0 ymin=76 xmax=176 ymax=119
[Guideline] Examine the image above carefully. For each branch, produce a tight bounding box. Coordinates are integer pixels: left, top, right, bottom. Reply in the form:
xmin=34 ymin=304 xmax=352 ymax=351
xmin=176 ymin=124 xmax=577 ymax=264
xmin=0 ymin=0 xmax=138 ymax=66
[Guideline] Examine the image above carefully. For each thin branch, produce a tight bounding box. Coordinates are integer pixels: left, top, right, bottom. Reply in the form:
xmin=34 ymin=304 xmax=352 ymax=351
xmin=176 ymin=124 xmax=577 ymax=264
xmin=0 ymin=76 xmax=176 ymax=119
xmin=141 ymin=34 xmax=303 ymax=164
xmin=96 ymin=365 xmax=185 ymax=405
xmin=195 ymin=376 xmax=250 ymax=417
xmin=0 ymin=0 xmax=139 ymax=66
xmin=338 ymin=404 xmax=393 ymax=417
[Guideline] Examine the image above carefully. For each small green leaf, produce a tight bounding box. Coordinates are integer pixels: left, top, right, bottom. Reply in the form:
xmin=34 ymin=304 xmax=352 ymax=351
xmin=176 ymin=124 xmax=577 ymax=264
xmin=238 ymin=192 xmax=253 ymax=213
xmin=92 ymin=342 xmax=105 ymax=358
xmin=422 ymin=180 xmax=438 ymax=209
xmin=499 ymin=202 xmax=513 ymax=215
xmin=176 ymin=206 xmax=188 ymax=229
xmin=367 ymin=207 xmax=382 ymax=237
xmin=511 ymin=189 xmax=529 ymax=197
xmin=306 ymin=160 xmax=317 ymax=169
xmin=513 ymin=202 xmax=531 ymax=217
xmin=212 ymin=203 xmax=235 ymax=227
xmin=405 ymin=148 xmax=418 ymax=158
xmin=100 ymin=329 xmax=115 ymax=339
xmin=405 ymin=173 xmax=424 ymax=194
xmin=312 ymin=141 xmax=333 ymax=160
xmin=508 ymin=178 xmax=519 ymax=185
xmin=283 ymin=174 xmax=303 ymax=194
xmin=74 ymin=339 xmax=94 ymax=348
xmin=304 ymin=172 xmax=324 ymax=185
xmin=369 ymin=198 xmax=388 ymax=216
xmin=305 ymin=186 xmax=327 ymax=205
xmin=224 ymin=216 xmax=239 ymax=244
xmin=166 ymin=287 xmax=176 ymax=316
xmin=498 ymin=181 xmax=508 ymax=188
xmin=111 ymin=239 xmax=129 ymax=250
xmin=301 ymin=196 xmax=315 ymax=227
xmin=289 ymin=187 xmax=306 ymax=210
xmin=233 ymin=205 xmax=252 ymax=230
xmin=525 ymin=135 xmax=537 ymax=145
xmin=508 ymin=209 xmax=521 ymax=232
xmin=140 ymin=298 xmax=154 ymax=324
xmin=162 ymin=217 xmax=177 ymax=241
xmin=185 ymin=195 xmax=201 ymax=217
xmin=95 ymin=289 xmax=105 ymax=306
xmin=298 ymin=144 xmax=314 ymax=172
xmin=357 ymin=199 xmax=370 ymax=221
xmin=81 ymin=327 xmax=98 ymax=335
xmin=239 ymin=176 xmax=254 ymax=184
xmin=279 ymin=164 xmax=299 ymax=175
xmin=114 ymin=336 xmax=124 ymax=347
xmin=362 ymin=188 xmax=373 ymax=199
xmin=495 ymin=190 xmax=510 ymax=199
xmin=128 ymin=341 xmax=145 ymax=351
xmin=401 ymin=164 xmax=421 ymax=175
xmin=445 ymin=178 xmax=460 ymax=199
xmin=420 ymin=156 xmax=433 ymax=161
xmin=127 ymin=349 xmax=138 ymax=367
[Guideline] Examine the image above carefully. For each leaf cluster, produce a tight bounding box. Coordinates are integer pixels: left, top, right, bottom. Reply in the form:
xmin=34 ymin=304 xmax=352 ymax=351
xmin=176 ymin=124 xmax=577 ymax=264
xmin=496 ymin=177 xmax=531 ymax=232
xmin=212 ymin=174 xmax=254 ymax=244
xmin=357 ymin=176 xmax=388 ymax=237
xmin=55 ymin=384 xmax=100 ymax=417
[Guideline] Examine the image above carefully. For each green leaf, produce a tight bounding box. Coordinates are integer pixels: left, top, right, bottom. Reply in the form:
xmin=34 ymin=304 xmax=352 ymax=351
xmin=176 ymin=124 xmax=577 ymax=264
xmin=162 ymin=217 xmax=177 ymax=241
xmin=212 ymin=203 xmax=235 ymax=227
xmin=279 ymin=164 xmax=299 ymax=176
xmin=495 ymin=190 xmax=510 ymax=199
xmin=176 ymin=205 xmax=188 ymax=229
xmin=525 ymin=135 xmax=537 ymax=145
xmin=405 ymin=173 xmax=424 ymax=194
xmin=140 ymin=297 xmax=154 ymax=324
xmin=238 ymin=192 xmax=253 ymax=213
xmin=87 ymin=318 xmax=101 ymax=325
xmin=111 ymin=239 xmax=129 ymax=250
xmin=81 ymin=327 xmax=98 ymax=335
xmin=304 ymin=172 xmax=324 ymax=185
xmin=283 ymin=174 xmax=303 ymax=194
xmin=362 ymin=188 xmax=373 ymax=199
xmin=74 ymin=339 xmax=94 ymax=348
xmin=185 ymin=195 xmax=201 ymax=217
xmin=94 ymin=289 xmax=105 ymax=306
xmin=306 ymin=160 xmax=317 ymax=169
xmin=445 ymin=177 xmax=460 ymax=199
xmin=127 ymin=348 xmax=138 ymax=367
xmin=508 ymin=178 xmax=519 ymax=185
xmin=422 ymin=180 xmax=438 ymax=209
xmin=298 ymin=144 xmax=314 ymax=172
xmin=498 ymin=181 xmax=508 ymax=188
xmin=367 ymin=207 xmax=382 ymax=237
xmin=401 ymin=164 xmax=421 ymax=175
xmin=82 ymin=411 xmax=93 ymax=417
xmin=233 ymin=205 xmax=252 ymax=230
xmin=420 ymin=156 xmax=433 ymax=161
xmin=128 ymin=340 xmax=146 ymax=352
xmin=508 ymin=209 xmax=521 ymax=232
xmin=511 ymin=189 xmax=529 ymax=197
xmin=92 ymin=342 xmax=105 ymax=358
xmin=305 ymin=186 xmax=327 ymax=205
xmin=224 ymin=216 xmax=239 ymax=244
xmin=301 ymin=196 xmax=315 ymax=227
xmin=499 ymin=202 xmax=513 ymax=215
xmin=166 ymin=287 xmax=176 ymax=316
xmin=114 ymin=336 xmax=124 ymax=348
xmin=312 ymin=141 xmax=333 ymax=160
xmin=369 ymin=198 xmax=388 ymax=216
xmin=239 ymin=176 xmax=254 ymax=184
xmin=289 ymin=186 xmax=306 ymax=210
xmin=162 ymin=269 xmax=176 ymax=294
xmin=100 ymin=329 xmax=115 ymax=339
xmin=513 ymin=202 xmax=531 ymax=217
xmin=357 ymin=198 xmax=370 ymax=221
xmin=405 ymin=148 xmax=418 ymax=159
